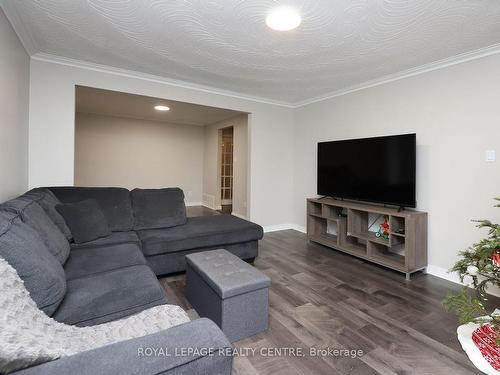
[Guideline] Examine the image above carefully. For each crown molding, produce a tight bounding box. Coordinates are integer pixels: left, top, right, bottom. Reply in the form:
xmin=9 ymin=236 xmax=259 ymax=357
xmin=0 ymin=1 xmax=37 ymax=55
xmin=30 ymin=53 xmax=295 ymax=108
xmin=18 ymin=40 xmax=500 ymax=110
xmin=292 ymin=42 xmax=500 ymax=107
xmin=30 ymin=41 xmax=500 ymax=110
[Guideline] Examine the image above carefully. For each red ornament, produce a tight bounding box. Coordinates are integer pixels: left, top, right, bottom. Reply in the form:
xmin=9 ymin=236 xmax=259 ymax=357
xmin=375 ymin=217 xmax=390 ymax=239
xmin=492 ymin=253 xmax=500 ymax=268
xmin=472 ymin=324 xmax=500 ymax=370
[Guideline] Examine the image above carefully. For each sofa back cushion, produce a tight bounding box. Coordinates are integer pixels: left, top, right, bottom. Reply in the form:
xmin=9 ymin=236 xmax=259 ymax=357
xmin=0 ymin=212 xmax=66 ymax=316
xmin=23 ymin=188 xmax=73 ymax=240
xmin=56 ymin=199 xmax=112 ymax=244
xmin=2 ymin=197 xmax=70 ymax=264
xmin=131 ymin=188 xmax=187 ymax=230
xmin=49 ymin=187 xmax=134 ymax=232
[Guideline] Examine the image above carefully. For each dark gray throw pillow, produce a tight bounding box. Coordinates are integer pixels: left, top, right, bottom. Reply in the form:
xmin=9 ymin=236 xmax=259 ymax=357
xmin=0 ymin=212 xmax=67 ymax=316
xmin=56 ymin=199 xmax=111 ymax=244
xmin=2 ymin=197 xmax=70 ymax=265
xmin=48 ymin=187 xmax=134 ymax=232
xmin=23 ymin=188 xmax=73 ymax=240
xmin=131 ymin=188 xmax=187 ymax=230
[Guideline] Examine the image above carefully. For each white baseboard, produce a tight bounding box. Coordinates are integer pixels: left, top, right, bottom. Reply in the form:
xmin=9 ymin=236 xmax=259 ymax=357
xmin=291 ymin=224 xmax=306 ymax=233
xmin=426 ymin=264 xmax=500 ymax=297
xmin=263 ymin=223 xmax=306 ymax=233
xmin=200 ymin=203 xmax=223 ymax=210
xmin=231 ymin=212 xmax=248 ymax=220
xmin=263 ymin=224 xmax=293 ymax=233
xmin=425 ymin=264 xmax=462 ymax=285
xmin=185 ymin=202 xmax=203 ymax=207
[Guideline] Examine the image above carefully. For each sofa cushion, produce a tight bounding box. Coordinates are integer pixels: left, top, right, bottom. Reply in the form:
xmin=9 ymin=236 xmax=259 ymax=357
xmin=56 ymin=199 xmax=111 ymax=244
xmin=23 ymin=188 xmax=73 ymax=240
xmin=138 ymin=215 xmax=264 ymax=257
xmin=146 ymin=241 xmax=258 ymax=276
xmin=64 ymin=243 xmax=146 ymax=280
xmin=2 ymin=197 xmax=70 ymax=264
xmin=131 ymin=188 xmax=187 ymax=230
xmin=53 ymin=265 xmax=167 ymax=326
xmin=49 ymin=187 xmax=134 ymax=232
xmin=70 ymin=231 xmax=140 ymax=250
xmin=0 ymin=212 xmax=66 ymax=316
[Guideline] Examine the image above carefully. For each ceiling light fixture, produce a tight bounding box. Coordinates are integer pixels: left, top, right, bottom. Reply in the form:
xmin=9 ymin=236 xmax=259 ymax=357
xmin=154 ymin=105 xmax=170 ymax=111
xmin=266 ymin=6 xmax=301 ymax=31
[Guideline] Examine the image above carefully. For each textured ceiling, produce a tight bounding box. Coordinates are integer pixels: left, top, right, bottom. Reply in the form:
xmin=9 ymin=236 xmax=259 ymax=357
xmin=76 ymin=86 xmax=243 ymax=126
xmin=3 ymin=0 xmax=500 ymax=104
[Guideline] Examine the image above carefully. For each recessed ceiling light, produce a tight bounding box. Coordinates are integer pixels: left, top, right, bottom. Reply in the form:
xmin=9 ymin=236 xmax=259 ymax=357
xmin=154 ymin=105 xmax=170 ymax=111
xmin=266 ymin=6 xmax=301 ymax=31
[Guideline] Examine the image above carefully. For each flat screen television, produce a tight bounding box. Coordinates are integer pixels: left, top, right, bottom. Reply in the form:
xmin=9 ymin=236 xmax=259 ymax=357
xmin=317 ymin=134 xmax=416 ymax=208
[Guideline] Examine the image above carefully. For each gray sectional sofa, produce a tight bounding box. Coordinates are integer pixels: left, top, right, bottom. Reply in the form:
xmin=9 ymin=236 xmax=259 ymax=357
xmin=0 ymin=186 xmax=264 ymax=374
xmin=49 ymin=187 xmax=262 ymax=275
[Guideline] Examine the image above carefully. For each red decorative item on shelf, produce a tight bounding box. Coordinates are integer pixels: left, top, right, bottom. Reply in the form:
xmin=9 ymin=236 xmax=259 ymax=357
xmin=375 ymin=216 xmax=390 ymax=240
xmin=472 ymin=324 xmax=500 ymax=370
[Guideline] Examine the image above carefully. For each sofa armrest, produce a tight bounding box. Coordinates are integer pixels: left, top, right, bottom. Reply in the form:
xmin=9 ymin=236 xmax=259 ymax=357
xmin=14 ymin=318 xmax=233 ymax=375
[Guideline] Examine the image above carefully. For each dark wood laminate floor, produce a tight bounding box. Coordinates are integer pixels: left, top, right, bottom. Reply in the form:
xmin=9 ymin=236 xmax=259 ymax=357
xmin=160 ymin=228 xmax=492 ymax=375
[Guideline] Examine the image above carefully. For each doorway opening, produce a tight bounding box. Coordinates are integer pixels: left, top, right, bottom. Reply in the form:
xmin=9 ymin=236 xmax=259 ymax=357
xmin=219 ymin=127 xmax=233 ymax=214
xmin=74 ymin=86 xmax=249 ymax=219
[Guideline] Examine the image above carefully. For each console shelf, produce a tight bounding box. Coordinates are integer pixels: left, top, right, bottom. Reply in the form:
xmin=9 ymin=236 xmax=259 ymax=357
xmin=306 ymin=198 xmax=427 ymax=280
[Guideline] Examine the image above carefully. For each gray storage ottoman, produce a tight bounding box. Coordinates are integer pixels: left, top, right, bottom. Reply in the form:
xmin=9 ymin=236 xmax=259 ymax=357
xmin=185 ymin=249 xmax=271 ymax=342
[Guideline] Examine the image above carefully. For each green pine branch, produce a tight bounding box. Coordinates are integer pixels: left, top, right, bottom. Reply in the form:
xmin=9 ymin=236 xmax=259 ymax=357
xmin=443 ymin=289 xmax=485 ymax=324
xmin=443 ymin=197 xmax=500 ymax=343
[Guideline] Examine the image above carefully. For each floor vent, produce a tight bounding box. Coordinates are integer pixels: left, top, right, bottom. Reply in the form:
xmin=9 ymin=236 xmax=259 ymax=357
xmin=202 ymin=194 xmax=215 ymax=209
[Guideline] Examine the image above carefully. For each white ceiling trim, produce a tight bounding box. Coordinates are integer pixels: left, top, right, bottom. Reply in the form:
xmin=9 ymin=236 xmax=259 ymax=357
xmin=32 ymin=41 xmax=500 ymax=110
xmin=294 ymin=42 xmax=500 ymax=107
xmin=31 ymin=52 xmax=295 ymax=108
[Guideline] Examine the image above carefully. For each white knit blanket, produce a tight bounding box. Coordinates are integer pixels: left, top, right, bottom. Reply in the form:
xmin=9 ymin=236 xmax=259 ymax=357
xmin=0 ymin=257 xmax=190 ymax=374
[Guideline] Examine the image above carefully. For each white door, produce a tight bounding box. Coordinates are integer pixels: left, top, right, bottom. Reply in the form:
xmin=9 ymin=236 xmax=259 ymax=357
xmin=220 ymin=127 xmax=233 ymax=205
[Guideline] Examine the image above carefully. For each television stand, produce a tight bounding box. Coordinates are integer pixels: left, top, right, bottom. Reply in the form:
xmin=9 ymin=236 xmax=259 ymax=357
xmin=317 ymin=195 xmax=341 ymax=201
xmin=306 ymin=197 xmax=427 ymax=280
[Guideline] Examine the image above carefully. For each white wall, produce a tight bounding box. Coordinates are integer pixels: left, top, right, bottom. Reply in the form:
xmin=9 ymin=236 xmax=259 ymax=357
xmin=0 ymin=9 xmax=29 ymax=201
xmin=203 ymin=114 xmax=248 ymax=217
xmin=30 ymin=35 xmax=500 ymax=277
xmin=293 ymin=53 xmax=500 ymax=274
xmin=75 ymin=113 xmax=204 ymax=204
xmin=29 ymin=58 xmax=294 ymax=228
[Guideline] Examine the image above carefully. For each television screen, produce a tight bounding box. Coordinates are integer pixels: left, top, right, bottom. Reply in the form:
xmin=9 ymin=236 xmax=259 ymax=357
xmin=317 ymin=134 xmax=416 ymax=207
